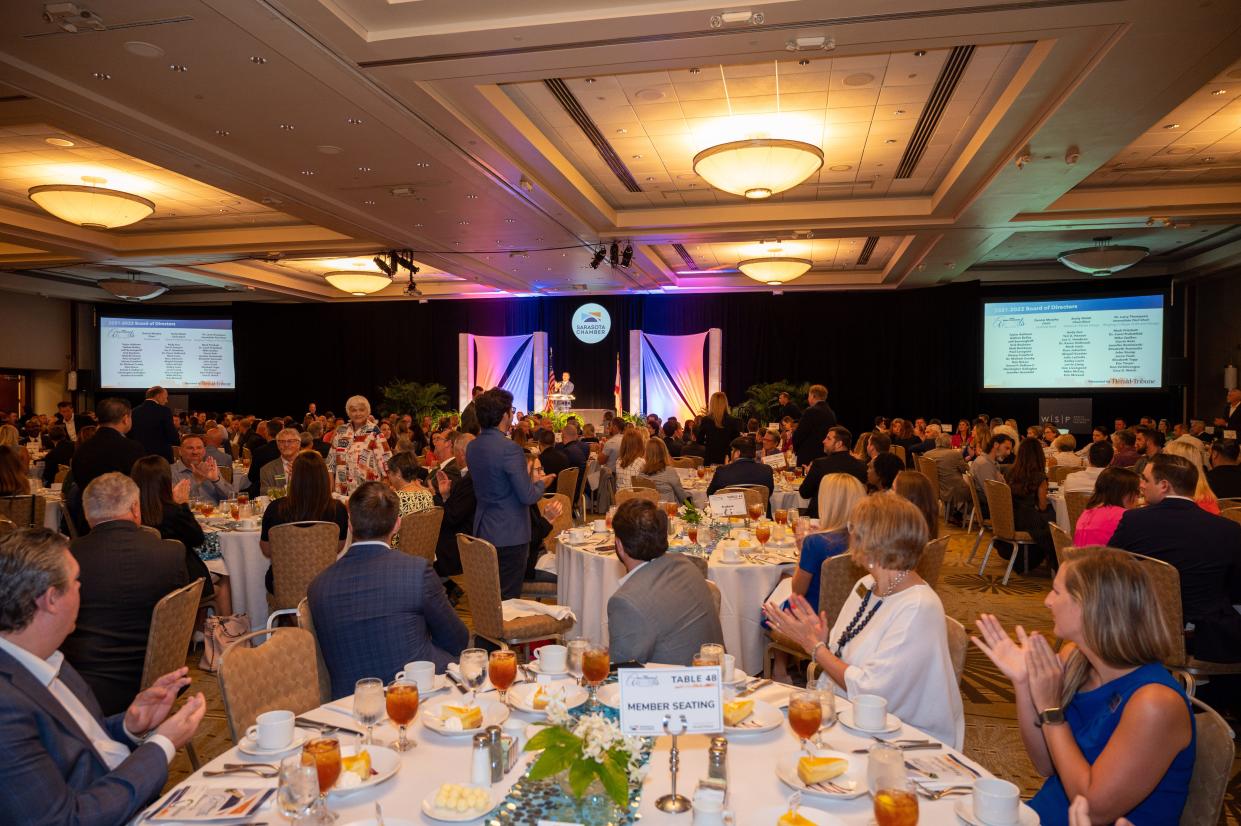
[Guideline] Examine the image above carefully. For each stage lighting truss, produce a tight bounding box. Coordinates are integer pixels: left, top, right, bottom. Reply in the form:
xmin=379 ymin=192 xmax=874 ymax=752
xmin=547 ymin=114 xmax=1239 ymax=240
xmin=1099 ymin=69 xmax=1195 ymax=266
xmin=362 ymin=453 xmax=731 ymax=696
xmin=589 ymin=241 xmax=634 ymax=269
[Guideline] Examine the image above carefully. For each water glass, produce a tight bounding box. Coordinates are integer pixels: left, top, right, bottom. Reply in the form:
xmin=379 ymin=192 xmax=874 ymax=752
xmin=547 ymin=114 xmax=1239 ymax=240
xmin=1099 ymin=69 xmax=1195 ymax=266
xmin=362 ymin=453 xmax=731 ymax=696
xmin=815 ymin=689 xmax=837 ymax=745
xmin=277 ymin=756 xmax=319 ymax=823
xmin=566 ymin=637 xmax=590 ymax=680
xmin=459 ymin=648 xmax=488 ymax=705
xmin=352 ymin=678 xmax=385 ymax=745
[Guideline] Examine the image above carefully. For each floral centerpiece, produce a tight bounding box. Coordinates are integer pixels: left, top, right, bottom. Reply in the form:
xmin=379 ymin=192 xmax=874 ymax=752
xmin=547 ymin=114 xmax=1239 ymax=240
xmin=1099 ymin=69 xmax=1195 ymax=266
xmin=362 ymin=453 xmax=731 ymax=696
xmin=524 ymin=700 xmax=647 ymax=810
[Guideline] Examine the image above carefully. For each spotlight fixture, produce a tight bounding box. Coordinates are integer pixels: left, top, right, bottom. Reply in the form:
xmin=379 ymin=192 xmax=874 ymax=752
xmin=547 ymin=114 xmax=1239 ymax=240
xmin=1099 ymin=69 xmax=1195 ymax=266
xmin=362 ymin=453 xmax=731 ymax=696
xmin=589 ymin=247 xmax=606 ymax=269
xmin=620 ymin=243 xmax=634 ymax=268
xmin=609 ymin=241 xmax=620 ymax=268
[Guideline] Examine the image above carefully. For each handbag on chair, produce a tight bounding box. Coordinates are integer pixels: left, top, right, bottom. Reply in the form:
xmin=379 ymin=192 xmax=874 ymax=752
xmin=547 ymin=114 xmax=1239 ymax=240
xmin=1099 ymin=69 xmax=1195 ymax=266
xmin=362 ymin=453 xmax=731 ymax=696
xmin=199 ymin=612 xmax=250 ymax=672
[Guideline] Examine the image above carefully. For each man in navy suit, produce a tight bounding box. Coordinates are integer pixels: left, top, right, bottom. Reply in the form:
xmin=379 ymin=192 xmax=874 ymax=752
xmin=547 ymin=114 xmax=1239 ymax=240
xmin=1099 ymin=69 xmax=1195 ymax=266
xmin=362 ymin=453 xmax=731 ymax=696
xmin=128 ymin=386 xmax=179 ymax=462
xmin=466 ymin=388 xmax=556 ymax=599
xmin=707 ymin=436 xmax=775 ymax=498
xmin=309 ymin=482 xmax=469 ymax=699
xmin=0 ymin=527 xmax=205 ymax=825
xmin=1109 ymin=454 xmax=1241 ymax=663
xmin=792 ymin=384 xmax=837 ymax=466
xmin=798 ymin=426 xmax=868 ymax=517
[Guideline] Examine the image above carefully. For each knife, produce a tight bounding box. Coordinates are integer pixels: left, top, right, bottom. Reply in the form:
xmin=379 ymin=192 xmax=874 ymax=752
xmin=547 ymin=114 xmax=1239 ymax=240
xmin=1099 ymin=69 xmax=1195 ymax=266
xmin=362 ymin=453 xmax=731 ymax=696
xmin=294 ymin=717 xmax=366 ymax=737
xmin=945 ymin=752 xmax=982 ymax=778
xmin=445 ymin=670 xmax=468 ymax=694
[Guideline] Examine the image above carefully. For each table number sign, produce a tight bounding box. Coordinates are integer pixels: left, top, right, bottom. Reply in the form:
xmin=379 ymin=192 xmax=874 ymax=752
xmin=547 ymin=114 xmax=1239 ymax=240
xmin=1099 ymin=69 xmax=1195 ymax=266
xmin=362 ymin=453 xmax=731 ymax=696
xmin=617 ymin=667 xmax=723 ymax=735
xmin=708 ymin=492 xmax=747 ymax=517
xmin=761 ymin=453 xmax=788 ymax=469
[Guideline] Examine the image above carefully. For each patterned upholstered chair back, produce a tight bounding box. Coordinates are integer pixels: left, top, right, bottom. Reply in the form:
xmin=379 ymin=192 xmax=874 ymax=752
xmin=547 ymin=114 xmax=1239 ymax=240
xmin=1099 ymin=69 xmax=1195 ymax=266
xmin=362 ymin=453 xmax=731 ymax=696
xmin=917 ymin=536 xmax=950 ymax=590
xmin=818 ymin=553 xmax=868 ymax=628
xmin=218 ymin=627 xmax=324 ymax=742
xmin=141 ymin=578 xmax=205 ymax=690
xmin=397 ymin=506 xmax=443 ymax=563
xmin=268 ymin=521 xmax=340 ymax=612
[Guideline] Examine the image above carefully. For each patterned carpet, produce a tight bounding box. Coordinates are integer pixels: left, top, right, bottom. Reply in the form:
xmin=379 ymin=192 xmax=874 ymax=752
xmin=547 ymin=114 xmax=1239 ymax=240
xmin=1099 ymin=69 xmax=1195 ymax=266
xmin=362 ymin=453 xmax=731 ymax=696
xmin=167 ymin=525 xmax=1240 ymax=823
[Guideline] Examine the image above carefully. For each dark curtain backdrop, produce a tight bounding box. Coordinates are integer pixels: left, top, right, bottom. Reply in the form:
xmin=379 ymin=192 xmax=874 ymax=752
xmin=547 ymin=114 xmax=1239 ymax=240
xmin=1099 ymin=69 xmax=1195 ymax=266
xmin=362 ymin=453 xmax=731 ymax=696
xmin=93 ymin=276 xmax=1185 ymax=435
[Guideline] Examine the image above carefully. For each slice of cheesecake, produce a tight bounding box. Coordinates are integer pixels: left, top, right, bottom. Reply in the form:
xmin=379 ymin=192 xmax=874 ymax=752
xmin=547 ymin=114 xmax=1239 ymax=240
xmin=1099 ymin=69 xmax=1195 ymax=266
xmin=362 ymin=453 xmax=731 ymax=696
xmin=722 ymin=699 xmax=754 ymax=726
xmin=441 ymin=704 xmax=484 ymax=729
xmin=797 ymin=755 xmax=848 ymax=785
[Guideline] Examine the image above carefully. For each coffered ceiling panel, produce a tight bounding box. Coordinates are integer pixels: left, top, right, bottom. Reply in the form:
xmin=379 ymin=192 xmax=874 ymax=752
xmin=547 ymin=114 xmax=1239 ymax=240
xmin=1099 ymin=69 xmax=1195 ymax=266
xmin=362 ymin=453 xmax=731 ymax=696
xmin=654 ymin=235 xmax=900 ymax=274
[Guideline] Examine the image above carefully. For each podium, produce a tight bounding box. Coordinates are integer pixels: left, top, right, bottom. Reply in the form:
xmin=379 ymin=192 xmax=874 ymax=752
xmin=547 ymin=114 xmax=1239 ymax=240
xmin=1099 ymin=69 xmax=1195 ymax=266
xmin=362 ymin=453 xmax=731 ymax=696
xmin=547 ymin=393 xmax=575 ymax=413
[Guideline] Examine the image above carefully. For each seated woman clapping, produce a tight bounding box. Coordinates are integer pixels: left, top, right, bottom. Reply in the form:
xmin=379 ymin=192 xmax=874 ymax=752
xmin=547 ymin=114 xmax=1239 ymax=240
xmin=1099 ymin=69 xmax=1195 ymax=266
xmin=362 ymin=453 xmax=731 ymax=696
xmin=973 ymin=548 xmax=1194 ymax=826
xmin=764 ymin=493 xmax=964 ymax=748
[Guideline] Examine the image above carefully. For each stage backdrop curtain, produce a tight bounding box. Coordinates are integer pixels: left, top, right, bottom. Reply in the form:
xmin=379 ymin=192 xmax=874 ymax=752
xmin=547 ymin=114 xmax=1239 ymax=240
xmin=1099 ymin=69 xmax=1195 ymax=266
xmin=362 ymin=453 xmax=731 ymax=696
xmin=640 ymin=331 xmax=708 ymax=423
xmin=473 ymin=334 xmax=534 ymax=412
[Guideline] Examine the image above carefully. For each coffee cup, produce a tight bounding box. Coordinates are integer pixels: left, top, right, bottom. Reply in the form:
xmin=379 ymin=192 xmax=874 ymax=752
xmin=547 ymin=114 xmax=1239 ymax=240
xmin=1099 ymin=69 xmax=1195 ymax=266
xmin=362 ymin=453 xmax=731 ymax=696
xmin=567 ymin=527 xmax=591 ymax=543
xmin=535 ymin=644 xmax=568 ymax=673
xmin=245 ymin=709 xmax=295 ymax=750
xmin=395 ymin=660 xmax=436 ymax=693
xmin=852 ymin=694 xmax=888 ymax=731
xmin=592 ymin=519 xmax=607 ymax=532
xmin=691 ymin=795 xmax=734 ymax=826
xmin=720 ymin=653 xmax=736 ymax=683
xmin=240 ymin=517 xmax=260 ymax=531
xmin=719 ymin=540 xmax=740 ymax=563
xmin=972 ymin=777 xmax=1020 ymax=825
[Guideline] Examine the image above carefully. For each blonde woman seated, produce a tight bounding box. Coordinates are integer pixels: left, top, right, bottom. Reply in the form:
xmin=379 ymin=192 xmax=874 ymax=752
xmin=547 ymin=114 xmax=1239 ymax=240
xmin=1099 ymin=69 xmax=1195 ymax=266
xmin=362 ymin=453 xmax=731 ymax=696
xmin=769 ymin=473 xmax=866 ymax=681
xmin=973 ymin=549 xmax=1194 ymax=825
xmin=1048 ymin=434 xmax=1085 ymax=468
xmin=638 ymin=438 xmax=687 ymax=504
xmin=765 ymin=494 xmax=964 ymax=747
xmin=615 ymin=428 xmax=646 ymax=489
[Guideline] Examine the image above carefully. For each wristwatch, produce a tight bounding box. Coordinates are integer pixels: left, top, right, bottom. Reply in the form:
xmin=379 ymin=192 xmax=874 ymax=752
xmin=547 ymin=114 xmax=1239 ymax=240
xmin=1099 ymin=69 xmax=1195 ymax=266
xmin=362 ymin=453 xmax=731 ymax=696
xmin=1036 ymin=707 xmax=1066 ymax=727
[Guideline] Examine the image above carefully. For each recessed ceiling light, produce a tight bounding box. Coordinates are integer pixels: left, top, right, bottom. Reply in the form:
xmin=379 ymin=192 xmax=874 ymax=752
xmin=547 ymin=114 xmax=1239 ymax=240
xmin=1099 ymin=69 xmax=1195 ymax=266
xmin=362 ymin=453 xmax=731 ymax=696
xmin=914 ymin=49 xmax=927 ymax=57
xmin=585 ymin=78 xmax=596 ymax=84
xmin=458 ymin=220 xmax=469 ymax=225
xmin=454 ymin=241 xmax=462 ymax=245
xmin=504 ymin=218 xmax=517 ymax=223
xmin=885 ymin=139 xmax=898 ymax=144
xmin=300 ymin=170 xmax=315 ymax=176
xmin=1210 ymin=88 xmax=1228 ymax=96
xmin=415 ymin=161 xmax=430 ymax=168
xmin=414 ymin=223 xmax=423 ymax=228
xmin=45 ymin=137 xmax=75 ymax=147
xmin=689 ymin=67 xmax=701 ymax=75
xmin=828 ymin=164 xmax=852 ymax=171
xmin=1163 ymin=123 xmax=1181 ymax=129
xmin=798 ymin=59 xmax=810 ymax=67
xmin=632 ymin=154 xmax=643 ymax=160
xmin=214 ymin=129 xmax=230 ymax=137
xmin=124 ymin=41 xmax=164 ymax=58
xmin=92 ymin=72 xmax=111 ymax=80
xmin=249 ymin=56 xmax=268 ymax=64
xmin=893 ymin=108 xmax=906 ymax=115
xmin=168 ymin=64 xmax=188 ymax=72
xmin=363 ymin=199 xmax=375 ymax=205
xmin=1203 ymin=156 xmax=1217 ymax=163
xmin=645 ymin=176 xmax=656 ymax=182
xmin=317 ymin=145 xmax=343 ymax=155
xmin=279 ymin=123 xmax=295 ymax=131
xmin=466 ymin=193 xmax=478 ymax=199
xmin=616 ymin=128 xmax=628 ymax=135
xmin=357 ymin=166 xmax=372 ymax=172
xmin=346 ymin=117 xmax=364 ymax=125
xmin=843 ymin=72 xmax=874 ymax=86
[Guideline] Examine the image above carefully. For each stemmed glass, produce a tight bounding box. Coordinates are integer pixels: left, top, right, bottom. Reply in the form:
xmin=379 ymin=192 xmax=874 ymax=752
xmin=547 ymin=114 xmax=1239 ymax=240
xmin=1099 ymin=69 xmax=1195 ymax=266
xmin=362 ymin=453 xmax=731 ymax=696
xmin=488 ymin=650 xmax=517 ymax=705
xmin=814 ymin=688 xmax=837 ymax=747
xmin=581 ymin=643 xmax=610 ymax=709
xmin=788 ymin=690 xmax=823 ymax=755
xmin=385 ymin=680 xmax=419 ymax=752
xmin=459 ymin=648 xmax=488 ymax=706
xmin=277 ymin=756 xmax=319 ymax=824
xmin=352 ymin=678 xmax=384 ymax=746
xmin=755 ymin=520 xmax=772 ymax=548
xmin=301 ymin=736 xmax=341 ymax=822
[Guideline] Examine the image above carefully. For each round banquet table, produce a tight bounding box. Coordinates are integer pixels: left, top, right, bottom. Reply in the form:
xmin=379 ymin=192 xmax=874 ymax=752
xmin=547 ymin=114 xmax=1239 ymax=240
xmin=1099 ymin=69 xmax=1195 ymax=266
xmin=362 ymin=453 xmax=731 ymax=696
xmin=1047 ymin=490 xmax=1070 ymax=533
xmin=202 ymin=526 xmax=269 ymax=632
xmin=556 ymin=539 xmax=796 ymax=676
xmin=155 ymin=676 xmax=999 ymax=826
xmin=682 ymin=477 xmax=808 ymax=515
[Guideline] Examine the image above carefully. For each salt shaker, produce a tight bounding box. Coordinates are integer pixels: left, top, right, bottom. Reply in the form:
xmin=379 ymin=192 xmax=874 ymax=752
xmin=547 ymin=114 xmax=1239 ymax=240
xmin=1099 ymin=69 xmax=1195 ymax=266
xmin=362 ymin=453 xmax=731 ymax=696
xmin=471 ymin=733 xmax=491 ymax=785
xmin=485 ymin=725 xmax=504 ymax=783
xmin=707 ymin=736 xmax=728 ymax=783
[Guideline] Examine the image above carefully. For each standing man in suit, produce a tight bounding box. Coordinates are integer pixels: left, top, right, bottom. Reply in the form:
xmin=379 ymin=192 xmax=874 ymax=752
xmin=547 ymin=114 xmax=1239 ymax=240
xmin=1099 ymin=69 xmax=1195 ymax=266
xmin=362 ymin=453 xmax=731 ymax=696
xmin=466 ymin=388 xmax=555 ymax=599
xmin=0 ymin=527 xmax=205 ymax=825
xmin=1216 ymin=387 xmax=1241 ymax=434
xmin=792 ymin=384 xmax=837 ymax=467
xmin=460 ymin=385 xmax=484 ymax=436
xmin=258 ymin=428 xmax=302 ymax=496
xmin=607 ymin=499 xmax=723 ymax=665
xmin=129 ymin=386 xmax=178 ymax=462
xmin=799 ymin=426 xmax=867 ymax=517
xmin=772 ymin=391 xmax=801 ymax=422
xmin=53 ymin=401 xmax=93 ymax=442
xmin=1109 ymin=454 xmax=1241 ymax=663
xmin=60 ymin=473 xmax=189 ymax=715
xmin=433 ymin=433 xmax=474 ymax=589
xmin=309 ymin=482 xmax=468 ymax=699
xmin=70 ymin=398 xmax=146 ymax=492
xmin=707 ymin=437 xmax=775 ymax=498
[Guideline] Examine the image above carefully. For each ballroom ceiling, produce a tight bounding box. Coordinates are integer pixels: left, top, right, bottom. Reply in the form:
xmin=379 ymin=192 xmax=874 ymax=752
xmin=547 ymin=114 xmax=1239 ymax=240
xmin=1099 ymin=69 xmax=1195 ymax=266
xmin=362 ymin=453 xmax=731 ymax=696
xmin=0 ymin=0 xmax=1238 ymax=303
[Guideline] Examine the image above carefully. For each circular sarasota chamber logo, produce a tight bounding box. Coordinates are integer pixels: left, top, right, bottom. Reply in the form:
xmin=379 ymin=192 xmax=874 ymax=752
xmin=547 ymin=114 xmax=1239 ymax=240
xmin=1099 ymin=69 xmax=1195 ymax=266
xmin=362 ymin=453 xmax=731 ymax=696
xmin=571 ymin=303 xmax=611 ymax=344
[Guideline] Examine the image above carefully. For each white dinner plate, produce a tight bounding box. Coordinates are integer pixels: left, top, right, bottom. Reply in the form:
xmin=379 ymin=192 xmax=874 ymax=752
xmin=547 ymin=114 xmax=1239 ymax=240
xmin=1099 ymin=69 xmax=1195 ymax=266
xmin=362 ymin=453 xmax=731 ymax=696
xmin=341 ymin=819 xmax=418 ymax=826
xmin=595 ymin=683 xmax=621 ymax=710
xmin=775 ymin=750 xmax=866 ymax=800
xmin=953 ymin=797 xmax=1041 ymax=826
xmin=420 ymin=697 xmax=509 ymax=737
xmin=237 ymin=727 xmax=313 ymax=756
xmin=328 ymin=745 xmax=401 ymax=797
xmin=723 ymin=699 xmax=783 ymax=734
xmin=420 ymin=788 xmax=494 ymax=822
xmin=507 ymin=682 xmax=588 ymax=716
xmin=838 ymin=708 xmax=902 ymax=736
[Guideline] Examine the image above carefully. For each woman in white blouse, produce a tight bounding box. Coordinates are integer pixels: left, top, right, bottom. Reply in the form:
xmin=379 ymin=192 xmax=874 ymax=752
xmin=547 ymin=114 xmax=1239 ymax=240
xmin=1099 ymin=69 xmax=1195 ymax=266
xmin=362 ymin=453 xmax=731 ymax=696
xmin=764 ymin=493 xmax=964 ymax=748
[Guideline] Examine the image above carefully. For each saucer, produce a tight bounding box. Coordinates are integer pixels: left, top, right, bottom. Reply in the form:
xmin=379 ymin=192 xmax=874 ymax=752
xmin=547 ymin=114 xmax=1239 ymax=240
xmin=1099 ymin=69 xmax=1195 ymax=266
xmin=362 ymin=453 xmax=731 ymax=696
xmin=952 ymin=797 xmax=1040 ymax=826
xmin=526 ymin=660 xmax=569 ymax=676
xmin=838 ymin=708 xmax=901 ymax=736
xmin=238 ymin=727 xmax=312 ymax=756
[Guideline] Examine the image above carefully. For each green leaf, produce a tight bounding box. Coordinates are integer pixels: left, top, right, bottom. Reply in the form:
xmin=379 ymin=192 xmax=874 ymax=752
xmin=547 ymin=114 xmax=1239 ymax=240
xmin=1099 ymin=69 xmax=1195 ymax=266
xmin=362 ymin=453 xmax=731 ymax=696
xmin=524 ymin=726 xmax=579 ymax=753
xmin=597 ymin=750 xmax=631 ymax=807
xmin=568 ymin=760 xmax=596 ymax=799
xmin=526 ymin=742 xmax=580 ymax=781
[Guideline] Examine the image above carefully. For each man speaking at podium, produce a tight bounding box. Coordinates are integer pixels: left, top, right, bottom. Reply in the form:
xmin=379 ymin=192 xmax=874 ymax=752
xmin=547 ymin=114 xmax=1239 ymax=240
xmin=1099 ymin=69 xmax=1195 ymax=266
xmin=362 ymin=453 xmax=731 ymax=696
xmin=551 ymin=372 xmax=575 ymax=413
xmin=556 ymin=372 xmax=574 ymax=397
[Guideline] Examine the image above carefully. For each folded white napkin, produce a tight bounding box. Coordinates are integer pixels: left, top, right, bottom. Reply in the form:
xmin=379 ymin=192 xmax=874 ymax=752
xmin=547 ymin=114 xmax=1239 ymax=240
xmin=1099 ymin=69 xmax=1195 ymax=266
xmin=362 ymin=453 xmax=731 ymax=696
xmin=501 ymin=599 xmax=576 ymax=623
xmin=535 ymin=552 xmax=558 ymax=576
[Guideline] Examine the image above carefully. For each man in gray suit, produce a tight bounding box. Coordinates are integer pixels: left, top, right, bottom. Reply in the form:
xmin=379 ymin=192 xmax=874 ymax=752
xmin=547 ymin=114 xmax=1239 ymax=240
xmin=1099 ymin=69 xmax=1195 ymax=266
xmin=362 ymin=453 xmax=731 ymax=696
xmin=258 ymin=428 xmax=303 ymax=496
xmin=606 ymin=499 xmax=723 ymax=665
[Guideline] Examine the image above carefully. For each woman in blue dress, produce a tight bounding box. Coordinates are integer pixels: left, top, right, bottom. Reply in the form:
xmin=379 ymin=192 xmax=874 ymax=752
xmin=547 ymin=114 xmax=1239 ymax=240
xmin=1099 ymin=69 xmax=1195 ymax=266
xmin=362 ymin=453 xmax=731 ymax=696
xmin=973 ymin=548 xmax=1195 ymax=825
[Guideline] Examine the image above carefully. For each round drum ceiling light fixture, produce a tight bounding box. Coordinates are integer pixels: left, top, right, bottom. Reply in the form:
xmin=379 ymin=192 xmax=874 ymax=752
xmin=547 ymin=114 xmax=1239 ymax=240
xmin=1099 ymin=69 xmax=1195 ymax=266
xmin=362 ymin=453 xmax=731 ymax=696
xmin=692 ymin=138 xmax=823 ymax=199
xmin=738 ymin=256 xmax=812 ymax=285
xmin=28 ymin=180 xmax=154 ymax=229
xmin=324 ymin=270 xmax=392 ymax=296
xmin=1057 ymin=237 xmax=1149 ymax=277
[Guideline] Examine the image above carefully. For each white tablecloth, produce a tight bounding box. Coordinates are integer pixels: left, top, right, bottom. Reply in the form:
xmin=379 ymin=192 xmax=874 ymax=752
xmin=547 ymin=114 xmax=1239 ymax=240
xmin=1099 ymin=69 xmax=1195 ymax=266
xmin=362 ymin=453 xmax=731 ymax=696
xmin=159 ymin=679 xmax=995 ymax=826
xmin=683 ymin=481 xmax=808 ymax=515
xmin=556 ymin=540 xmax=795 ymax=675
xmin=41 ymin=494 xmax=62 ymax=531
xmin=212 ymin=528 xmax=269 ymax=631
xmin=1048 ymin=491 xmax=1070 ymax=533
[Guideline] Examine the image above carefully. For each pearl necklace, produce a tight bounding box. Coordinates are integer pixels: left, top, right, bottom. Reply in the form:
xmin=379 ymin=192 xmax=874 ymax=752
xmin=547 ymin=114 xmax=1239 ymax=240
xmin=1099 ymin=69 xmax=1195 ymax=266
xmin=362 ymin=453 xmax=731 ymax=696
xmin=882 ymin=569 xmax=911 ymax=597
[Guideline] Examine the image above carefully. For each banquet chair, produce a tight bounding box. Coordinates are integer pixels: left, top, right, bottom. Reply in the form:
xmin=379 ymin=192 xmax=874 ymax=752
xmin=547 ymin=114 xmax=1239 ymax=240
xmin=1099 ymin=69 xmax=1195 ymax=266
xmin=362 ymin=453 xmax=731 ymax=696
xmin=1218 ymin=497 xmax=1241 ymax=508
xmin=141 ymin=577 xmax=205 ymax=768
xmin=615 ymin=486 xmax=659 ymax=506
xmin=0 ymin=515 xmax=14 ymax=533
xmin=977 ymin=480 xmax=1037 ymax=586
xmin=296 ymin=597 xmax=333 ymax=705
xmin=764 ymin=552 xmax=868 ymax=678
xmin=457 ymin=534 xmax=574 ymax=651
xmin=396 ymin=506 xmax=443 ymax=563
xmin=963 ymin=472 xmax=992 ymax=563
xmin=1063 ymin=491 xmax=1091 ymax=536
xmin=1179 ymin=695 xmax=1236 ymax=826
xmin=218 ymin=464 xmax=233 ymax=484
xmin=554 ymin=466 xmax=581 ymax=517
xmin=521 ymin=496 xmax=571 ymax=602
xmin=1048 ymin=465 xmax=1077 ymax=485
xmin=891 ymin=444 xmax=907 ymax=467
xmin=914 ymin=457 xmax=941 ymax=507
xmin=629 ymin=475 xmax=659 ymax=492
xmin=217 ymin=627 xmax=324 ymax=742
xmin=1219 ymin=507 xmax=1241 ymax=528
xmin=54 ymin=464 xmax=70 ymax=484
xmin=945 ymin=617 xmax=968 ymax=686
xmin=1050 ymin=523 xmax=1074 ymax=566
xmin=669 ymin=457 xmax=697 ymax=470
xmin=704 ymin=579 xmax=722 ymax=619
xmin=0 ymin=495 xmax=46 ymax=528
xmin=266 ymin=521 xmax=340 ymax=630
xmin=916 ymin=536 xmax=950 ymax=590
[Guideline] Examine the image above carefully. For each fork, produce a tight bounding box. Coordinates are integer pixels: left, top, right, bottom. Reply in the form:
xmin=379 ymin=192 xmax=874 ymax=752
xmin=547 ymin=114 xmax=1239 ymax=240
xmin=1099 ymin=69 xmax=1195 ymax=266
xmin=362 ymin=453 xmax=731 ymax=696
xmin=735 ymin=678 xmax=771 ymax=697
xmin=810 ymin=780 xmax=852 ymax=794
xmin=913 ymin=782 xmax=974 ymax=801
xmin=203 ymin=767 xmax=279 ymax=778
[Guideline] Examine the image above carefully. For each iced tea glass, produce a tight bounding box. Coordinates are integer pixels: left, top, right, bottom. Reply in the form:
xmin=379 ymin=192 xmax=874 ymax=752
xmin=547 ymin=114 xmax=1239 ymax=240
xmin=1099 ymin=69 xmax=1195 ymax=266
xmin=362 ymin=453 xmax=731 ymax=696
xmin=788 ymin=691 xmax=823 ymax=754
xmin=869 ymin=742 xmax=918 ymax=826
xmin=301 ymin=736 xmax=340 ymax=819
xmin=488 ymin=650 xmax=517 ymax=704
xmin=385 ymin=681 xmax=419 ymax=752
xmin=582 ymin=644 xmax=610 ymax=709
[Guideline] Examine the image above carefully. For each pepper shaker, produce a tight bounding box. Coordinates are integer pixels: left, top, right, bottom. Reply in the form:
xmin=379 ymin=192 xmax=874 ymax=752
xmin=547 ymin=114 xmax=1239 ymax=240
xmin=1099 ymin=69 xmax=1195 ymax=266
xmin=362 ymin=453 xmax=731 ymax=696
xmin=485 ymin=725 xmax=504 ymax=783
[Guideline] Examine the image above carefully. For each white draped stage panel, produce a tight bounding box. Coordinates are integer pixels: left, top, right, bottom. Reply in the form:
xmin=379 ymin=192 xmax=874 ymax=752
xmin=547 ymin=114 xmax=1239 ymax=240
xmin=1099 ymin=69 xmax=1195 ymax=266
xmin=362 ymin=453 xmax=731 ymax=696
xmin=459 ymin=333 xmax=538 ymax=412
xmin=630 ymin=329 xmax=720 ymax=422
